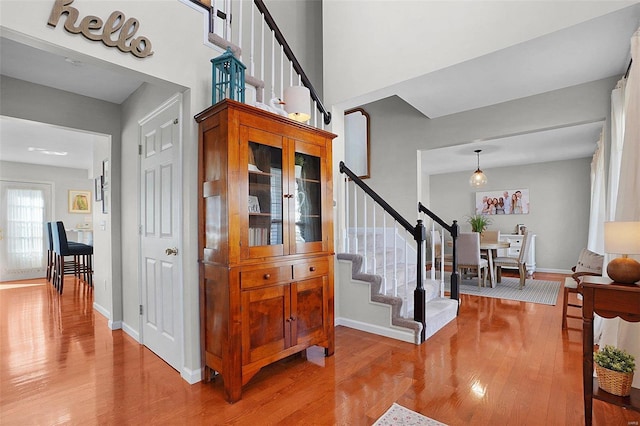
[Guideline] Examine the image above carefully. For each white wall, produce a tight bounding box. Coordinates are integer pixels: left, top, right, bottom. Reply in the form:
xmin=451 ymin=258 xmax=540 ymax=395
xmin=430 ymin=158 xmax=592 ymax=271
xmin=322 ymin=1 xmax=633 ymax=108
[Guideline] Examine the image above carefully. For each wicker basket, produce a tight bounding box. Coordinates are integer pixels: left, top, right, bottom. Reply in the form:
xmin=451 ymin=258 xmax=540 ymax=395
xmin=595 ymin=364 xmax=634 ymax=397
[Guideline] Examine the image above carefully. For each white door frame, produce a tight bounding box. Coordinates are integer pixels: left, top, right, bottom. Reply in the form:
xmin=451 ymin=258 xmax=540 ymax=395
xmin=137 ymin=92 xmax=185 ymax=372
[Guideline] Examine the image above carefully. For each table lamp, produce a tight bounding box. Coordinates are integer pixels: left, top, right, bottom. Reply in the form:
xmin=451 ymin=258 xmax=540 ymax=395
xmin=604 ymin=221 xmax=640 ymax=284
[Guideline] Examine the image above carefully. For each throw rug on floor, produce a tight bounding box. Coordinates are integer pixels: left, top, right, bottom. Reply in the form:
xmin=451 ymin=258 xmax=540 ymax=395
xmin=373 ymin=403 xmax=447 ymax=426
xmin=439 ymin=275 xmax=561 ymax=305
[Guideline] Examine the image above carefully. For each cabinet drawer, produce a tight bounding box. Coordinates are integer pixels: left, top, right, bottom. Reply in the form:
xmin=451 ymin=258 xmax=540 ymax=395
xmin=293 ymin=258 xmax=329 ymax=281
xmin=509 ymin=238 xmax=523 ymax=246
xmin=241 ymin=266 xmax=291 ymax=289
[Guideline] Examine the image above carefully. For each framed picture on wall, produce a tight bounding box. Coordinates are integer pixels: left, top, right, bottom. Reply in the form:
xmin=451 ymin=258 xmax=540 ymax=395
xmin=102 ymin=159 xmax=109 ymax=214
xmin=344 ymin=108 xmax=370 ymax=179
xmin=68 ymin=190 xmax=92 ymax=213
xmin=475 ymin=188 xmax=529 ymax=215
xmin=94 ymin=176 xmax=103 ymax=201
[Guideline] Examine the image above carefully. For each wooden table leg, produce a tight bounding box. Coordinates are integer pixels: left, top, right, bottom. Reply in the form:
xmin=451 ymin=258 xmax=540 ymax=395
xmin=487 ymin=250 xmax=495 ymax=288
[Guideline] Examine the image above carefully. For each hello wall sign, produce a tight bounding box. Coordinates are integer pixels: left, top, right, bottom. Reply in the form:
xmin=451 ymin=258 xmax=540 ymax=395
xmin=47 ymin=0 xmax=154 ymax=58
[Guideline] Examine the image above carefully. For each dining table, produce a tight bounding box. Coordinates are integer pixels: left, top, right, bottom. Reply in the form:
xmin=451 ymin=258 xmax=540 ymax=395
xmin=480 ymin=241 xmax=510 ymax=288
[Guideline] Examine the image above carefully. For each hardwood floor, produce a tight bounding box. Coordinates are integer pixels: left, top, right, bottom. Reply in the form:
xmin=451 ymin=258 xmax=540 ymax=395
xmin=1 ymin=273 xmax=639 ymax=425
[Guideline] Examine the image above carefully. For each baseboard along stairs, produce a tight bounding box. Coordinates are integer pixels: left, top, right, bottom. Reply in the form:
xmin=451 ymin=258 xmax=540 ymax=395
xmin=336 ymin=250 xmax=458 ymax=345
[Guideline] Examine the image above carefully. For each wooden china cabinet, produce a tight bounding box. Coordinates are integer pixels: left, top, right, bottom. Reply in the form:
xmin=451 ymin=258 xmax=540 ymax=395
xmin=195 ymin=99 xmax=336 ymax=403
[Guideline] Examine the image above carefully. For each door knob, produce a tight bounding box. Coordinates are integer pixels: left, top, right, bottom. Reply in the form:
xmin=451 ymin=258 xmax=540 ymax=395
xmin=165 ymin=247 xmax=178 ymax=256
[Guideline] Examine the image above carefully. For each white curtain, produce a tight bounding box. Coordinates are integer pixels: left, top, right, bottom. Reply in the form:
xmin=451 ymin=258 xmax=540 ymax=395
xmin=607 ymin=78 xmax=626 ymax=222
xmin=599 ymin=27 xmax=640 ymax=389
xmin=5 ymin=188 xmax=45 ymax=272
xmin=587 ymin=130 xmax=606 ymax=253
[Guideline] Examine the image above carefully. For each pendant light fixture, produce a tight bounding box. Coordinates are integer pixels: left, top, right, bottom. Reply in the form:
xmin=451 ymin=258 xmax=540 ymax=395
xmin=469 ymin=149 xmax=488 ymax=187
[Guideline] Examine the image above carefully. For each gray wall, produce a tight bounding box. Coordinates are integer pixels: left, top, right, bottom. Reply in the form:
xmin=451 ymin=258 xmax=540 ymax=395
xmin=430 ymin=158 xmax=591 ymax=271
xmin=0 ymin=161 xmax=92 ymax=228
xmin=267 ymin=0 xmax=324 ymax=97
xmin=363 ymin=77 xmax=617 ymax=223
xmin=0 ymin=75 xmax=121 ymax=321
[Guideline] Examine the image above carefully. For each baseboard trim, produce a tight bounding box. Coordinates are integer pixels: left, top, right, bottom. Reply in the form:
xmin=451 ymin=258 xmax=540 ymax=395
xmin=182 ymin=366 xmax=203 ymax=384
xmin=93 ymin=302 xmax=111 ymax=321
xmin=335 ymin=317 xmax=415 ymax=344
xmin=108 ymin=320 xmax=123 ymax=330
xmin=535 ymin=268 xmax=572 ymax=274
xmin=121 ymin=322 xmax=140 ymax=342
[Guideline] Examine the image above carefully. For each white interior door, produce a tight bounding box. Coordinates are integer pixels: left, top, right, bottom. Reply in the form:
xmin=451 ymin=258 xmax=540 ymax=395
xmin=139 ymin=95 xmax=182 ymax=372
xmin=0 ymin=180 xmax=52 ymax=282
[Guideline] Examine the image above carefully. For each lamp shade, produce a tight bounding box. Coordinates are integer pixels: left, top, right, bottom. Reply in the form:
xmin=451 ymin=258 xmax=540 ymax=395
xmin=604 ymin=222 xmax=640 ymax=254
xmin=284 ymin=86 xmax=311 ymax=122
xmin=469 ymin=170 xmax=487 ymax=187
xmin=604 ymin=221 xmax=640 ymax=284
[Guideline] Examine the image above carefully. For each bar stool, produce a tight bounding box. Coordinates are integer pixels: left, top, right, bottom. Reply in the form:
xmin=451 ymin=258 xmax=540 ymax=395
xmin=51 ymin=221 xmax=93 ymax=294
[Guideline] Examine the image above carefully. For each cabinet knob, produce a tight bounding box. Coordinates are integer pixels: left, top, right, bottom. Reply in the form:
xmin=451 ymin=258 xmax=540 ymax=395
xmin=263 ymin=273 xmax=271 ymax=279
xmin=309 ymin=266 xmax=316 ymax=272
xmin=286 ymin=317 xmax=291 ymax=323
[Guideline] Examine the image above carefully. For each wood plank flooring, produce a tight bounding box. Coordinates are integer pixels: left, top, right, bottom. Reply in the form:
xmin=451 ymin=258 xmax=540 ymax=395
xmin=1 ymin=273 xmax=639 ymax=425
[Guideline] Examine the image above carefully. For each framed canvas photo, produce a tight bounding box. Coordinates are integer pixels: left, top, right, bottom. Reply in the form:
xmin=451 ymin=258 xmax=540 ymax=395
xmin=69 ymin=190 xmax=92 ymax=213
xmin=248 ymin=195 xmax=261 ymax=213
xmin=475 ymin=188 xmax=529 ymax=215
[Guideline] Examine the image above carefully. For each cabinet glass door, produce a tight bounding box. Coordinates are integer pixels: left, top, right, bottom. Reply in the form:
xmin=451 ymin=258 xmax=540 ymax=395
xmin=241 ymin=126 xmax=287 ymax=259
xmin=292 ymin=143 xmax=326 ymax=254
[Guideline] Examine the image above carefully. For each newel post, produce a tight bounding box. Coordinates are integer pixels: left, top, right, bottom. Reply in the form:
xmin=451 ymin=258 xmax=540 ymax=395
xmin=414 ymin=219 xmax=427 ymax=343
xmin=450 ymin=220 xmax=460 ymax=306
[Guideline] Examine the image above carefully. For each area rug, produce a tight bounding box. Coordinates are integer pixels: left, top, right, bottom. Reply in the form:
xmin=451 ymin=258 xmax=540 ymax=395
xmin=373 ymin=403 xmax=446 ymax=426
xmin=440 ymin=275 xmax=561 ymax=305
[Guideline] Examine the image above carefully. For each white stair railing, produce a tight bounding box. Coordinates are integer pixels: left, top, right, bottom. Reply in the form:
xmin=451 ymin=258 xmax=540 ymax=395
xmin=197 ymin=0 xmax=330 ymax=129
xmin=343 ymin=177 xmax=419 ymax=318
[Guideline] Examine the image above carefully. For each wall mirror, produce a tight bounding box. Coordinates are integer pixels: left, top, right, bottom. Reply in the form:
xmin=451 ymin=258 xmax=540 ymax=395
xmin=344 ymin=108 xmax=370 ymax=179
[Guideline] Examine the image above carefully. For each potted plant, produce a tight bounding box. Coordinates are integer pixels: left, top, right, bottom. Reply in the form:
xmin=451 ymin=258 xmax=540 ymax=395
xmin=466 ymin=214 xmax=492 ymax=233
xmin=593 ymin=345 xmax=636 ymax=396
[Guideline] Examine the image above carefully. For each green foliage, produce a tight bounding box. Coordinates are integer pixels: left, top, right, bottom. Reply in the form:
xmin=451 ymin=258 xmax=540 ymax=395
xmin=466 ymin=214 xmax=492 ymax=233
xmin=594 ymin=345 xmax=636 ymax=373
xmin=295 ymin=154 xmax=305 ymax=166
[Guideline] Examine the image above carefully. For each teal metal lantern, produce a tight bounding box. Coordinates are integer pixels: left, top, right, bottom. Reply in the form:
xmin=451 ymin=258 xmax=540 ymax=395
xmin=211 ymin=47 xmax=246 ymax=105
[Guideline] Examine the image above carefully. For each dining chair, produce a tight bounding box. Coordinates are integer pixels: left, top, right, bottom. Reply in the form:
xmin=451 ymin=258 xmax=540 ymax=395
xmin=561 ymin=248 xmax=604 ymax=329
xmin=457 ymin=232 xmax=488 ymax=287
xmin=494 ymin=231 xmax=531 ymax=289
xmin=51 ymin=221 xmax=94 ymax=294
xmin=480 ymin=230 xmax=500 ymax=243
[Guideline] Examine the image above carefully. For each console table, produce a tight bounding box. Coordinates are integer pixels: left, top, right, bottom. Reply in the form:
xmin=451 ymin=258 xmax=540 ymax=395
xmin=581 ymin=276 xmax=640 ymax=425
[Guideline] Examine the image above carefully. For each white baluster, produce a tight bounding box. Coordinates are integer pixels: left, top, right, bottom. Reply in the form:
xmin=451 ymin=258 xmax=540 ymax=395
xmin=404 ymin=238 xmax=409 ymax=317
xmin=237 ymin=0 xmax=243 ymax=61
xmin=270 ymin=31 xmax=275 ymax=97
xmin=260 ymin=19 xmax=265 ymax=83
xmin=353 ymin=185 xmax=358 ymax=256
xmin=363 ymin=194 xmax=368 ymax=272
xmin=393 ymin=222 xmax=398 ymax=297
xmin=440 ymin=229 xmax=445 ymax=286
xmin=225 ymin=0 xmax=231 ymax=41
xmin=250 ymin=5 xmax=255 ymax=76
xmin=372 ymin=204 xmax=376 ymax=275
xmin=280 ymin=45 xmax=284 ymax=99
xmin=382 ymin=214 xmax=387 ymax=294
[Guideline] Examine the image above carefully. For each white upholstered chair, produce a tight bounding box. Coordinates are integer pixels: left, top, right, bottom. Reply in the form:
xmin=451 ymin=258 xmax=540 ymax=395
xmin=561 ymin=248 xmax=604 ymax=329
xmin=494 ymin=231 xmax=532 ymax=289
xmin=457 ymin=232 xmax=488 ymax=287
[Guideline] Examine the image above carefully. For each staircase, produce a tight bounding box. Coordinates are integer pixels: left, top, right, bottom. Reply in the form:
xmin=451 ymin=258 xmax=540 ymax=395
xmin=337 ymin=163 xmax=460 ymax=345
xmin=336 ymin=229 xmax=458 ymax=344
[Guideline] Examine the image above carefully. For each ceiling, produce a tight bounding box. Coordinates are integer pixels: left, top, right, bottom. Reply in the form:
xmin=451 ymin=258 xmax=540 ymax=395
xmin=0 ymin=4 xmax=638 ymax=172
xmin=0 ymin=37 xmax=143 ymax=170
